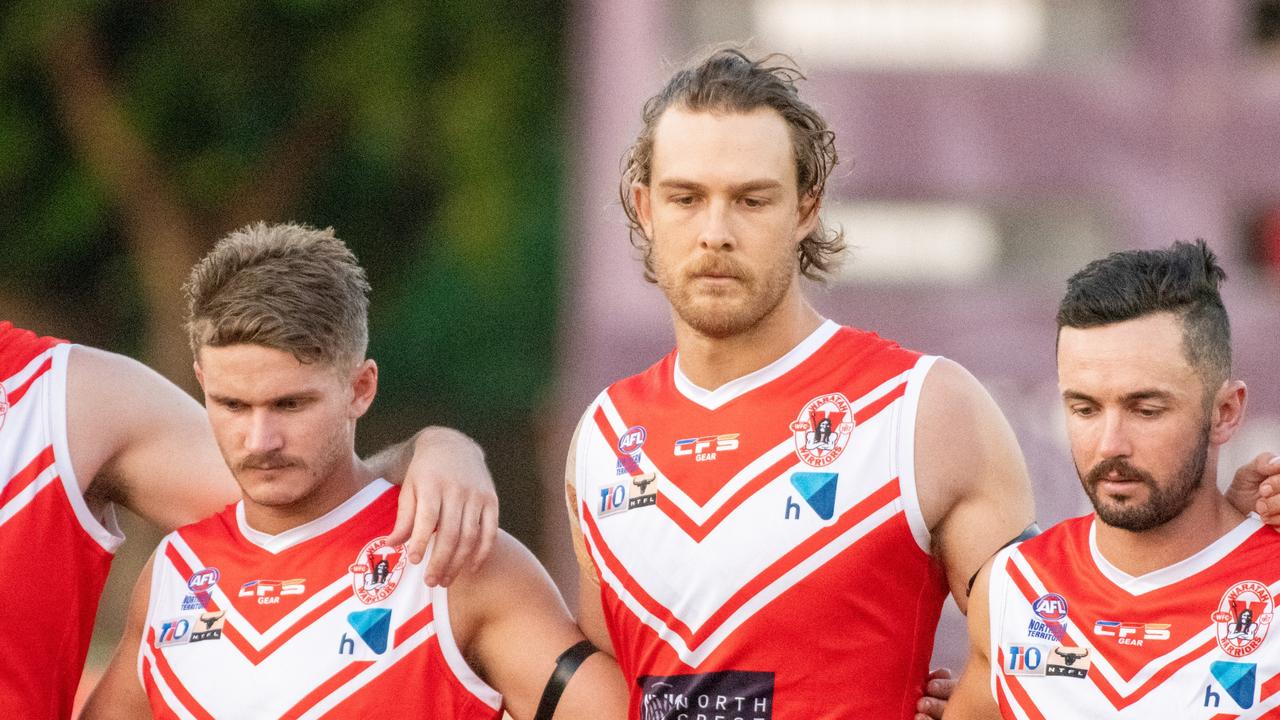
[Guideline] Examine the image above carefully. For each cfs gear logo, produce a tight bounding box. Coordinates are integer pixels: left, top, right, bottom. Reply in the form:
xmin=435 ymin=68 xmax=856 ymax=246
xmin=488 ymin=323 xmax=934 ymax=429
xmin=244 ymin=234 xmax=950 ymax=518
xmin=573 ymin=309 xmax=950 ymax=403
xmin=1212 ymin=581 xmax=1274 ymax=657
xmin=1093 ymin=621 xmax=1171 ymax=646
xmin=638 ymin=670 xmax=773 ymax=720
xmin=790 ymin=393 xmax=853 ymax=467
xmin=238 ymin=578 xmax=306 ymax=605
xmin=349 ymin=537 xmax=406 ymax=604
xmin=182 ymin=567 xmax=219 ymax=611
xmin=673 ymin=434 xmax=739 ymax=462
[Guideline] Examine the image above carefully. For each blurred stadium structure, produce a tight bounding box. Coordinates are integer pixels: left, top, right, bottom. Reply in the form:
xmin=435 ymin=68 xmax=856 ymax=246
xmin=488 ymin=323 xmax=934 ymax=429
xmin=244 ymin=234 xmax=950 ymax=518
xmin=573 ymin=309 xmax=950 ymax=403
xmin=0 ymin=0 xmax=1277 ymax=705
xmin=557 ymin=0 xmax=1280 ymax=671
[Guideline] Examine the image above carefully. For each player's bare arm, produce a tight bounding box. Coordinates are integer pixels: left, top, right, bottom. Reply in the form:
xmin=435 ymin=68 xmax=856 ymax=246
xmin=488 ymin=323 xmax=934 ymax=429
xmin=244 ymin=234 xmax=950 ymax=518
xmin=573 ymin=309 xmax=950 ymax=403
xmin=563 ymin=418 xmax=620 ymax=657
xmin=943 ymin=559 xmax=1002 ymax=719
xmin=916 ymin=358 xmax=1036 ymax=613
xmin=68 ymin=345 xmax=498 ymax=581
xmin=449 ymin=531 xmax=629 ymax=720
xmin=79 ymin=553 xmax=157 ymax=719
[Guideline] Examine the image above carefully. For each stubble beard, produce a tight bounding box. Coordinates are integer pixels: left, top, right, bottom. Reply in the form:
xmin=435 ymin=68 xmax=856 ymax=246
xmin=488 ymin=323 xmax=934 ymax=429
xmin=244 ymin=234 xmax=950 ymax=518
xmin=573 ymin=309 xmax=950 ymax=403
xmin=652 ymin=238 xmax=798 ymax=340
xmin=1078 ymin=427 xmax=1210 ymax=532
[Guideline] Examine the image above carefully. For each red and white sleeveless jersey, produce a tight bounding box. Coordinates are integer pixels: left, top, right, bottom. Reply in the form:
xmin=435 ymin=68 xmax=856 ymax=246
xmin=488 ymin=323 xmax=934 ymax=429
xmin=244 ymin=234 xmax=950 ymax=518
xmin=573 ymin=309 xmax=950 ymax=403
xmin=139 ymin=479 xmax=503 ymax=719
xmin=988 ymin=514 xmax=1280 ymax=718
xmin=576 ymin=321 xmax=949 ymax=719
xmin=0 ymin=323 xmax=124 ymax=718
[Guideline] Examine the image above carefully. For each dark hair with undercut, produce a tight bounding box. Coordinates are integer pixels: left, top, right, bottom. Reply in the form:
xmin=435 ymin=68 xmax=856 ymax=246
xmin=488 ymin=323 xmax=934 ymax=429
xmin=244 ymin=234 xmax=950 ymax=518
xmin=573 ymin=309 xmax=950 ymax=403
xmin=620 ymin=47 xmax=844 ymax=282
xmin=185 ymin=222 xmax=370 ymax=368
xmin=1056 ymin=239 xmax=1231 ymax=389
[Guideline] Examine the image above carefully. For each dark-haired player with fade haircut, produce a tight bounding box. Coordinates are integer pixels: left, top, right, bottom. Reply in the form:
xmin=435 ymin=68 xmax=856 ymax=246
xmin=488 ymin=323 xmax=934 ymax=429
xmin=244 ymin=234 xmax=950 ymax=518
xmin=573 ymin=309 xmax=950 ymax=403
xmin=83 ymin=223 xmax=627 ymax=719
xmin=563 ymin=49 xmax=1279 ymax=720
xmin=0 ymin=330 xmax=495 ymax=715
xmin=947 ymin=240 xmax=1280 ymax=718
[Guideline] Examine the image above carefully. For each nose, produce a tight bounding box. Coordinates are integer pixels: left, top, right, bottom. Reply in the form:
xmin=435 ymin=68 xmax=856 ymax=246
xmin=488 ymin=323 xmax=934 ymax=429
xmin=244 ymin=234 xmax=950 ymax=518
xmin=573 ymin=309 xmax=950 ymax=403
xmin=698 ymin=197 xmax=734 ymax=250
xmin=1095 ymin=411 xmax=1132 ymax=460
xmin=243 ymin=409 xmax=284 ymax=454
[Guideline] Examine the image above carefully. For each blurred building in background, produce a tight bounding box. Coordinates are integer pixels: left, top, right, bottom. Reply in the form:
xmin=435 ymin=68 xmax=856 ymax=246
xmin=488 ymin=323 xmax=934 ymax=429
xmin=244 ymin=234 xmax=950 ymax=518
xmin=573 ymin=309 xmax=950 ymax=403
xmin=558 ymin=0 xmax=1280 ymax=669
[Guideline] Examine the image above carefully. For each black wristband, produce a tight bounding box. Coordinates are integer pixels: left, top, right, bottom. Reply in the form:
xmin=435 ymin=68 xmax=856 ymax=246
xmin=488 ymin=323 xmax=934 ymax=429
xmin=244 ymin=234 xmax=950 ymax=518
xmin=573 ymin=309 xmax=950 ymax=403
xmin=533 ymin=639 xmax=598 ymax=720
xmin=965 ymin=522 xmax=1042 ymax=597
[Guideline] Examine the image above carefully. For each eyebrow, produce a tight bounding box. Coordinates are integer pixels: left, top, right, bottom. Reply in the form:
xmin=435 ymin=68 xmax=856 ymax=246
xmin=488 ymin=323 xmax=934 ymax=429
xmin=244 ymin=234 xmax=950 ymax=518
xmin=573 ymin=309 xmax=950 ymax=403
xmin=655 ymin=178 xmax=785 ymax=194
xmin=1061 ymin=389 xmax=1175 ymax=403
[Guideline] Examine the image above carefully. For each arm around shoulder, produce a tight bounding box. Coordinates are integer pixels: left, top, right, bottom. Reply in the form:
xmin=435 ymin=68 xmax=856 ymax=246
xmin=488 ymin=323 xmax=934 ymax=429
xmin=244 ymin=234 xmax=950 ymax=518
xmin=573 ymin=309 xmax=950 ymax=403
xmin=449 ymin=531 xmax=628 ymax=720
xmin=67 ymin=346 xmax=237 ymax=531
xmin=916 ymin=358 xmax=1035 ymax=613
xmin=944 ymin=558 xmax=1002 ymax=720
xmin=80 ymin=552 xmax=156 ymax=719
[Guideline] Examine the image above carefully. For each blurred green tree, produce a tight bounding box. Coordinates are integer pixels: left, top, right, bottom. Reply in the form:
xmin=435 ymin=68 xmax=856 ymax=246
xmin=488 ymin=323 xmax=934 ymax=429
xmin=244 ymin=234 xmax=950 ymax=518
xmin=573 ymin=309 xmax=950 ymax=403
xmin=0 ymin=0 xmax=565 ymax=546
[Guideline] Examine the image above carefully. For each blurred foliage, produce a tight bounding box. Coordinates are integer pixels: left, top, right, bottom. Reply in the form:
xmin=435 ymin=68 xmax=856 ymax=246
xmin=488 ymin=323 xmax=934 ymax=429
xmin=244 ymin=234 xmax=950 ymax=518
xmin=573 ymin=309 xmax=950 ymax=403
xmin=0 ymin=0 xmax=566 ymax=543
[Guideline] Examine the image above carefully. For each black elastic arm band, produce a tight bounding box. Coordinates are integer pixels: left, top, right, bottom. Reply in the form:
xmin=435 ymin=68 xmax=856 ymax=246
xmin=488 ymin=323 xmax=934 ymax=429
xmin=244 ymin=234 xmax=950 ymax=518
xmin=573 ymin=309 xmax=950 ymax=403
xmin=533 ymin=640 xmax=598 ymax=720
xmin=965 ymin=522 xmax=1041 ymax=597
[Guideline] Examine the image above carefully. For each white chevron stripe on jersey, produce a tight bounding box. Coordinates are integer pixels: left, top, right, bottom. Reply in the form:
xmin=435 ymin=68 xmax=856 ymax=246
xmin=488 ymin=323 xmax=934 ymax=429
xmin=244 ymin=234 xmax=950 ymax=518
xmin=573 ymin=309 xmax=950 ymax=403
xmin=1 ymin=347 xmax=55 ymax=395
xmin=595 ymin=367 xmax=913 ymax=524
xmin=140 ymin=651 xmax=201 ymax=720
xmin=1005 ymin=551 xmax=1280 ymax=696
xmin=0 ymin=458 xmax=57 ymax=526
xmin=586 ymin=492 xmax=902 ymax=666
xmin=165 ymin=534 xmax=353 ymax=650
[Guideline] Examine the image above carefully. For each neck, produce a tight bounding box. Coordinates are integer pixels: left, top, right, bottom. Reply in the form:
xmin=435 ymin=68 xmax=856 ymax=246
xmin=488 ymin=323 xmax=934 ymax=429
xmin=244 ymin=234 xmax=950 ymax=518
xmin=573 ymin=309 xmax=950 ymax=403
xmin=242 ymin=453 xmax=375 ymax=536
xmin=1094 ymin=479 xmax=1245 ymax=577
xmin=673 ymin=287 xmax=824 ymax=391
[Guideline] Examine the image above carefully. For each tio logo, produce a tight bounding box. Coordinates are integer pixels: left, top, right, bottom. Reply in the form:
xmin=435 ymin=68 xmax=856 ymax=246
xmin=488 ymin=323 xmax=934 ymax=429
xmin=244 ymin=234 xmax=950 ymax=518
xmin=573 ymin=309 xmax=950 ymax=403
xmin=1006 ymin=645 xmax=1047 ymax=676
xmin=158 ymin=617 xmax=192 ymax=647
xmin=598 ymin=482 xmax=628 ymax=518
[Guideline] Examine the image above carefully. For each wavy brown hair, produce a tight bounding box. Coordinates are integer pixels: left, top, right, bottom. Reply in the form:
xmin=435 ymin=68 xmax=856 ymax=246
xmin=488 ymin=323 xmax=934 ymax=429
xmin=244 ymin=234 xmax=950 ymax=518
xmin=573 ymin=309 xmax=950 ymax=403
xmin=620 ymin=48 xmax=844 ymax=282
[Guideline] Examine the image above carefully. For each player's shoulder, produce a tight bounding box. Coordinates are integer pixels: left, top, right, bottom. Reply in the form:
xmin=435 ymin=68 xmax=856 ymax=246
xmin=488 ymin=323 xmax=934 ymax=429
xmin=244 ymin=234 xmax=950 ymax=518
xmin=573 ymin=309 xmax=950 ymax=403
xmin=0 ymin=321 xmax=66 ymax=380
xmin=1008 ymin=515 xmax=1093 ymax=560
xmin=171 ymin=500 xmax=242 ymax=549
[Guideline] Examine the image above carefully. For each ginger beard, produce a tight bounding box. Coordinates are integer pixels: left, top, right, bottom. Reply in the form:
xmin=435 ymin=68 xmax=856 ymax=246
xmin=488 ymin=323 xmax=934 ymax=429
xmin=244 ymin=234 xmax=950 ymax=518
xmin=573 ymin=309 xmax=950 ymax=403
xmin=1077 ymin=425 xmax=1210 ymax=532
xmin=651 ymin=232 xmax=799 ymax=339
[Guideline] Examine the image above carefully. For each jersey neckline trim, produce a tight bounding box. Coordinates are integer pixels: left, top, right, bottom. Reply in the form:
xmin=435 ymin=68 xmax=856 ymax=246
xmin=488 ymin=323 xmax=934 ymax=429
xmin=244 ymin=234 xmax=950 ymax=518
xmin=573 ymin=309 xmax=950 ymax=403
xmin=235 ymin=478 xmax=392 ymax=554
xmin=672 ymin=319 xmax=839 ymax=410
xmin=1087 ymin=513 xmax=1264 ymax=594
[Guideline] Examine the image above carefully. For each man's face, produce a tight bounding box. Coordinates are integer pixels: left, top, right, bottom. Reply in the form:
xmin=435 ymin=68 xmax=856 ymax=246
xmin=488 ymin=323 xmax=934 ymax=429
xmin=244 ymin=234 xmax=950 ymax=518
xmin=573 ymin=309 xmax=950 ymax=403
xmin=195 ymin=344 xmax=375 ymax=516
xmin=634 ymin=106 xmax=819 ymax=338
xmin=1057 ymin=313 xmax=1213 ymax=532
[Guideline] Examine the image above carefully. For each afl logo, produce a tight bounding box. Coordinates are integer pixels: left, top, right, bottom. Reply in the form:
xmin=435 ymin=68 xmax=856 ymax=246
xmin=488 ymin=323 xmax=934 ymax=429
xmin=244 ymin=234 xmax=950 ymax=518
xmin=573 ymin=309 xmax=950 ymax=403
xmin=618 ymin=425 xmax=647 ymax=455
xmin=349 ymin=537 xmax=407 ymax=605
xmin=1033 ymin=593 xmax=1069 ymax=623
xmin=790 ymin=393 xmax=854 ymax=467
xmin=1212 ymin=580 xmax=1274 ymax=657
xmin=187 ymin=567 xmax=220 ymax=593
xmin=0 ymin=384 xmax=8 ymax=432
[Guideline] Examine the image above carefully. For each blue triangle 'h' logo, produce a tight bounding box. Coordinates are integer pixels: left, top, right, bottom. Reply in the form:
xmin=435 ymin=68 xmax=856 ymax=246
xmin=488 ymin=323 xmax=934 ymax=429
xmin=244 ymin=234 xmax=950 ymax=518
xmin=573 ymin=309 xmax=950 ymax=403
xmin=348 ymin=609 xmax=392 ymax=654
xmin=1210 ymin=661 xmax=1256 ymax=708
xmin=790 ymin=472 xmax=839 ymax=520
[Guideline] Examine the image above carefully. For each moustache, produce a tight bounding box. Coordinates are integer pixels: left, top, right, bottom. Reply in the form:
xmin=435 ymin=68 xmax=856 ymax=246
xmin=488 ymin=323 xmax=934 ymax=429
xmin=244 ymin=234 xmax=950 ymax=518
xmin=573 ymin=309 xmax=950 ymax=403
xmin=1085 ymin=457 xmax=1154 ymax=487
xmin=237 ymin=453 xmax=301 ymax=472
xmin=686 ymin=256 xmax=747 ymax=280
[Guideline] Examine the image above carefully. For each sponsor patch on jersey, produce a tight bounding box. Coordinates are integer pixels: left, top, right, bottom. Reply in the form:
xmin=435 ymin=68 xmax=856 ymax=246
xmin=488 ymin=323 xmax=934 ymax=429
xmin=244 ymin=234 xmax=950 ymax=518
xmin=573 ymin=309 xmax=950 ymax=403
xmin=1004 ymin=644 xmax=1049 ymax=676
xmin=349 ymin=537 xmax=406 ymax=604
xmin=1212 ymin=580 xmax=1274 ymax=658
xmin=1027 ymin=593 xmax=1068 ymax=641
xmin=638 ymin=670 xmax=774 ymax=720
xmin=347 ymin=608 xmax=392 ymax=655
xmin=181 ymin=567 xmax=219 ymax=610
xmin=1093 ymin=620 xmax=1170 ymax=646
xmin=238 ymin=578 xmax=306 ymax=605
xmin=189 ymin=611 xmax=225 ymax=643
xmin=1046 ymin=646 xmax=1090 ymax=678
xmin=1208 ymin=660 xmax=1256 ymax=709
xmin=790 ymin=393 xmax=853 ymax=467
xmin=790 ymin=472 xmax=839 ymax=520
xmin=673 ymin=434 xmax=739 ymax=463
xmin=616 ymin=452 xmax=643 ymax=475
xmin=156 ymin=616 xmax=196 ymax=647
xmin=618 ymin=425 xmax=647 ymax=455
xmin=597 ymin=473 xmax=657 ymax=518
